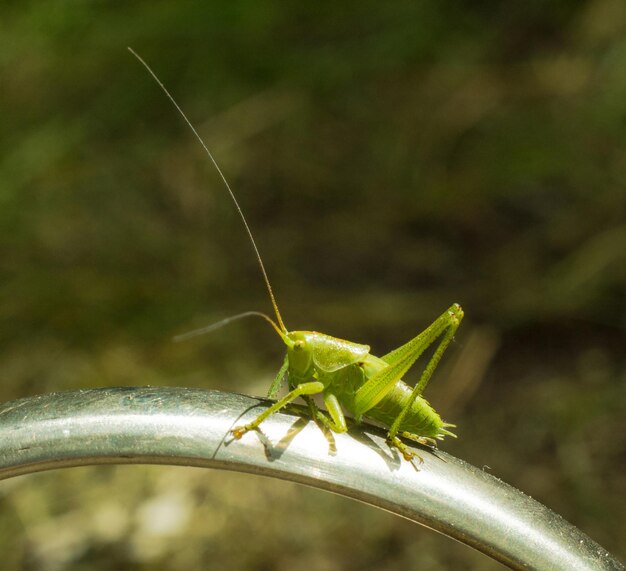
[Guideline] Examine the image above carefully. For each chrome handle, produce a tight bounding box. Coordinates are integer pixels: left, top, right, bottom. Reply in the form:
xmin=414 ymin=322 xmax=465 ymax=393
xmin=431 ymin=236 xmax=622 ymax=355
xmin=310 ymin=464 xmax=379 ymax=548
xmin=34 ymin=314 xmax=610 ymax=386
xmin=0 ymin=387 xmax=622 ymax=570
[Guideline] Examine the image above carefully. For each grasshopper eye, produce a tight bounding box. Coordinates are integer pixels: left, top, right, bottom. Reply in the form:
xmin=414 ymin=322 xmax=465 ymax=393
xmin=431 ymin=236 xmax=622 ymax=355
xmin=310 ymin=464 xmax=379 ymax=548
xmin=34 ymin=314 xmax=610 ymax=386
xmin=294 ymin=340 xmax=305 ymax=351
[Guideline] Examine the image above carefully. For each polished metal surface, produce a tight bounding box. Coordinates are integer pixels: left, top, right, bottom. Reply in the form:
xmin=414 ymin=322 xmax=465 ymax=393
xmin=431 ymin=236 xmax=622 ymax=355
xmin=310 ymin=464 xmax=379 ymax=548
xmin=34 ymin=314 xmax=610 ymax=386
xmin=0 ymin=387 xmax=622 ymax=570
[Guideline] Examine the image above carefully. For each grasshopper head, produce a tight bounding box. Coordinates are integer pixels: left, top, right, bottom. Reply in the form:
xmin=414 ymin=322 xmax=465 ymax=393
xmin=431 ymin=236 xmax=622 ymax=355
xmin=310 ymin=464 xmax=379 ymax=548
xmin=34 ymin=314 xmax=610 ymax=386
xmin=285 ymin=331 xmax=314 ymax=378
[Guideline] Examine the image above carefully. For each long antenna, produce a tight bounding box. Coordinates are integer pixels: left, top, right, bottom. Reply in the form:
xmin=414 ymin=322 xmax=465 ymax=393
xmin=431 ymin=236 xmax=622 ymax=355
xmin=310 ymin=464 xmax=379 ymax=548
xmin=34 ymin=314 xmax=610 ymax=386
xmin=128 ymin=47 xmax=287 ymax=334
xmin=173 ymin=311 xmax=286 ymax=342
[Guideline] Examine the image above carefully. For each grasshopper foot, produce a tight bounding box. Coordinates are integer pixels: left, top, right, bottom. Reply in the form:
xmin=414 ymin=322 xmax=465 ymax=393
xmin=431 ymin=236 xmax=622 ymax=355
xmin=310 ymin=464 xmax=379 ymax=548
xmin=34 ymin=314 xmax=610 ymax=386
xmin=400 ymin=432 xmax=438 ymax=449
xmin=231 ymin=425 xmax=253 ymax=440
xmin=387 ymin=435 xmax=424 ymax=464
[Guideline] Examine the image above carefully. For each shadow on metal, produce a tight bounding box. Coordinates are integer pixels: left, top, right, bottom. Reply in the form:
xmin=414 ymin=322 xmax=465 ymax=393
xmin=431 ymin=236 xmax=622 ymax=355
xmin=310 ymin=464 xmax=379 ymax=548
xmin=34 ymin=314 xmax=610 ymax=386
xmin=0 ymin=387 xmax=622 ymax=570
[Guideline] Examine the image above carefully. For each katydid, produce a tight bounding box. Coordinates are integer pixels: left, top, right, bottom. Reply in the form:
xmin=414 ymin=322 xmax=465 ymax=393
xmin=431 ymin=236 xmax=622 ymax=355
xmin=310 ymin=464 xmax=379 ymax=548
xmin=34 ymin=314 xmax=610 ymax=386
xmin=130 ymin=48 xmax=463 ymax=461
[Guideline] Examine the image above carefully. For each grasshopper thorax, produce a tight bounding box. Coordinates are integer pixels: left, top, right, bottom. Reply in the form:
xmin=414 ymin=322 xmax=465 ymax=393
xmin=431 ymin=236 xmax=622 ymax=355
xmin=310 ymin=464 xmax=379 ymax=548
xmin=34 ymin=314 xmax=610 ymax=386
xmin=285 ymin=331 xmax=371 ymax=378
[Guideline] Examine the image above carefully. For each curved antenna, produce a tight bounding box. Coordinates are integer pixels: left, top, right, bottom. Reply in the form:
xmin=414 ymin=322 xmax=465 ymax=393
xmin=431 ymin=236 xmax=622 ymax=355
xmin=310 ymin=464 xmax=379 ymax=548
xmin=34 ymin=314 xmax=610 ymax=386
xmin=174 ymin=311 xmax=287 ymax=343
xmin=128 ymin=47 xmax=287 ymax=333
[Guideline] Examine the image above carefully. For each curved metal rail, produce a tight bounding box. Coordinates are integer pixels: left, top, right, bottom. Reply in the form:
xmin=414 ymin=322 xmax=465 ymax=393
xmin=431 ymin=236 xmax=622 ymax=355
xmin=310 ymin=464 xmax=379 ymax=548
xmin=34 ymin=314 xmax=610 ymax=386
xmin=0 ymin=387 xmax=622 ymax=570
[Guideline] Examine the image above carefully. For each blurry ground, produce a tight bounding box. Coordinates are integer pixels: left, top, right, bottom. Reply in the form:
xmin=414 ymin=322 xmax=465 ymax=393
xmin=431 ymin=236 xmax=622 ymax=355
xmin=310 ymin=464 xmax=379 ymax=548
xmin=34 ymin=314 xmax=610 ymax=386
xmin=0 ymin=2 xmax=624 ymax=569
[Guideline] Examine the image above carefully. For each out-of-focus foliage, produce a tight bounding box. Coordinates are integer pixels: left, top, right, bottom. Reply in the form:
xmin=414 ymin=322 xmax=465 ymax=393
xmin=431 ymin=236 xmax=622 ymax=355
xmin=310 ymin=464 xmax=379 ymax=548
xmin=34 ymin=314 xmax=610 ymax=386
xmin=0 ymin=2 xmax=624 ymax=569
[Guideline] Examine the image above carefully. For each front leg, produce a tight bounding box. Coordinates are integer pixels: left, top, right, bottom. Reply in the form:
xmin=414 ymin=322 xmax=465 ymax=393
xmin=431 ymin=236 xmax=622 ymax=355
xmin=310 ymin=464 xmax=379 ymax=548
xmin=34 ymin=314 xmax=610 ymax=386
xmin=266 ymin=354 xmax=289 ymax=399
xmin=232 ymin=380 xmax=324 ymax=438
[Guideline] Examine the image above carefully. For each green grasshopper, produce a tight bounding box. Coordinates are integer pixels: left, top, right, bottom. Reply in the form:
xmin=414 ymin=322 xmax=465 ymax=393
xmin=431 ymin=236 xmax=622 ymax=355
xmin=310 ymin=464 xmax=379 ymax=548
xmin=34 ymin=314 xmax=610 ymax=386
xmin=131 ymin=49 xmax=463 ymax=461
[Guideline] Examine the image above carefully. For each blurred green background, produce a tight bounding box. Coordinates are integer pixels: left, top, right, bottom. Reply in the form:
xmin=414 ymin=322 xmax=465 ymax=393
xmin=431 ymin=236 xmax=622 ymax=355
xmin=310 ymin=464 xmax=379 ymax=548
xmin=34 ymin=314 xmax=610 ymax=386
xmin=1 ymin=2 xmax=625 ymax=569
